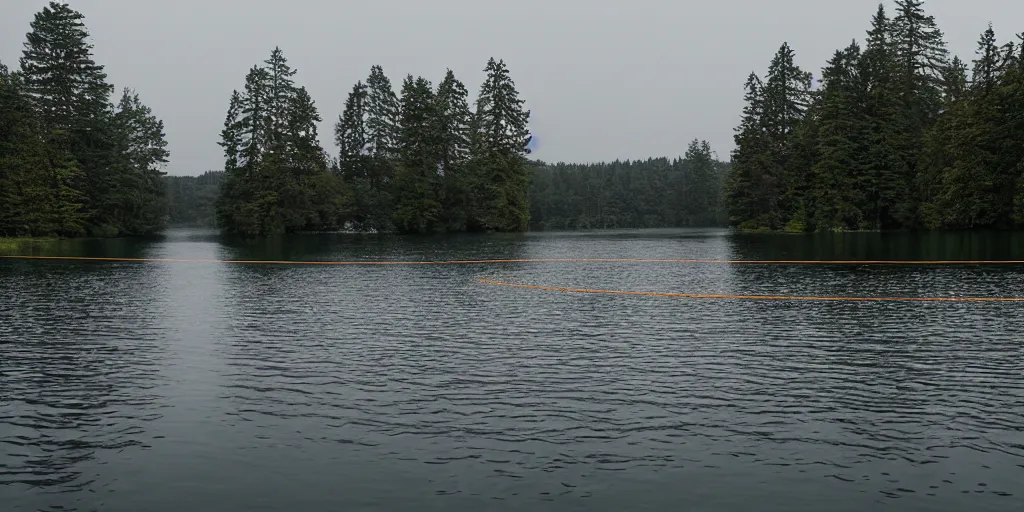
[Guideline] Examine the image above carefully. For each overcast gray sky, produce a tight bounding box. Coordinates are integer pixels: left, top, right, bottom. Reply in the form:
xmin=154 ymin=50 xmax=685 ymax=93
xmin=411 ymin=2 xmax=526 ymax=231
xmin=2 ymin=0 xmax=1021 ymax=175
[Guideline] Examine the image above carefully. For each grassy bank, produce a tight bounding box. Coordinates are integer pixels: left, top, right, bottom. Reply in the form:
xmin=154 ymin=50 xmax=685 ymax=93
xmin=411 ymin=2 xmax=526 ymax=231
xmin=0 ymin=237 xmax=61 ymax=254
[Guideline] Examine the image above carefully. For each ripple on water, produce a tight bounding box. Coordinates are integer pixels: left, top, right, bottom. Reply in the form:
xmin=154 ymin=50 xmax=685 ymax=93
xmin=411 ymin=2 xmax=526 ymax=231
xmin=2 ymin=230 xmax=1024 ymax=511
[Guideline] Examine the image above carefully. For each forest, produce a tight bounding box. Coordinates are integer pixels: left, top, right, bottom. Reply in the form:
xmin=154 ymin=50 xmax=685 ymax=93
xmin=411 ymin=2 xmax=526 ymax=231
xmin=5 ymin=1 xmax=1024 ymax=238
xmin=213 ymin=50 xmax=537 ymax=235
xmin=530 ymin=142 xmax=729 ymax=230
xmin=211 ymin=49 xmax=726 ymax=234
xmin=0 ymin=2 xmax=169 ymax=237
xmin=724 ymin=0 xmax=1024 ymax=231
xmin=168 ymin=147 xmax=730 ymax=231
xmin=0 ymin=1 xmax=732 ymax=237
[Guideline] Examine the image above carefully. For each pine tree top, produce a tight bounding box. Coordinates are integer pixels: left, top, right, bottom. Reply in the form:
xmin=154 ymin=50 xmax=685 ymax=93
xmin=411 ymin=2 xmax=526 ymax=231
xmin=19 ymin=1 xmax=113 ymax=126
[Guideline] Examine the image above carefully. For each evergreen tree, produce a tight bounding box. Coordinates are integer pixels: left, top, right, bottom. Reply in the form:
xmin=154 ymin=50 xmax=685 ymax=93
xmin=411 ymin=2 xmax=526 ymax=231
xmin=263 ymin=47 xmax=298 ymax=151
xmin=892 ymin=0 xmax=949 ymax=116
xmin=19 ymin=2 xmax=113 ymax=131
xmin=278 ymin=86 xmax=338 ymax=230
xmin=434 ymin=69 xmax=472 ymax=230
xmin=469 ymin=58 xmax=533 ymax=231
xmin=336 ymin=81 xmax=369 ymax=181
xmin=105 ymin=88 xmax=170 ymax=234
xmin=972 ymin=24 xmax=1002 ymax=95
xmin=365 ymin=65 xmax=401 ymax=159
xmin=763 ymin=43 xmax=813 ymax=228
xmin=216 ymin=47 xmax=339 ymax=235
xmin=18 ymin=1 xmax=114 ymax=234
xmin=334 ymin=82 xmax=373 ymax=229
xmin=890 ymin=0 xmax=950 ymax=225
xmin=0 ymin=63 xmax=74 ymax=236
xmin=724 ymin=72 xmax=772 ymax=229
xmin=218 ymin=67 xmax=273 ymax=235
xmin=724 ymin=43 xmax=811 ymax=231
xmin=360 ymin=65 xmax=401 ymax=230
xmin=680 ymin=139 xmax=720 ymax=225
xmin=860 ymin=3 xmax=912 ymax=228
xmin=808 ymin=42 xmax=867 ymax=230
xmin=392 ymin=76 xmax=442 ymax=233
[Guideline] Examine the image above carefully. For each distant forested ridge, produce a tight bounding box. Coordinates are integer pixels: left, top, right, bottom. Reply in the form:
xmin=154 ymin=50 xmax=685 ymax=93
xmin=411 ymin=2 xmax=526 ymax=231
xmin=0 ymin=2 xmax=169 ymax=237
xmin=166 ymin=171 xmax=223 ymax=227
xmin=725 ymin=1 xmax=1024 ymax=232
xmin=167 ymin=143 xmax=731 ymax=232
xmin=530 ymin=141 xmax=729 ymax=230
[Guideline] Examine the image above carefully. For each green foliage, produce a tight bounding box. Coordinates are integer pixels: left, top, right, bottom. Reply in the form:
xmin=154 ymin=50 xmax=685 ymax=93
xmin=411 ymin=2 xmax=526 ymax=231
xmin=725 ymin=3 xmax=1024 ymax=232
xmin=2 ymin=2 xmax=168 ymax=238
xmin=529 ymin=147 xmax=729 ymax=230
xmin=392 ymin=76 xmax=442 ymax=233
xmin=166 ymin=171 xmax=223 ymax=226
xmin=326 ymin=59 xmax=537 ymax=233
xmin=434 ymin=70 xmax=473 ymax=231
xmin=466 ymin=58 xmax=534 ymax=232
xmin=216 ymin=47 xmax=341 ymax=236
xmin=723 ymin=43 xmax=813 ymax=232
xmin=808 ymin=42 xmax=868 ymax=231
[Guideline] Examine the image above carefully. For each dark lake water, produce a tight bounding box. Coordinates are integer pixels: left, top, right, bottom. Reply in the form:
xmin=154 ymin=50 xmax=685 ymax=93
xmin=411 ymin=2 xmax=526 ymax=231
xmin=2 ymin=228 xmax=1023 ymax=511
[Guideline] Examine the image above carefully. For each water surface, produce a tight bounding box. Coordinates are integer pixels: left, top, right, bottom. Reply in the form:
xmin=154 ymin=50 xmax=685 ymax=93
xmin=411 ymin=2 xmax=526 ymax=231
xmin=2 ymin=229 xmax=1023 ymax=511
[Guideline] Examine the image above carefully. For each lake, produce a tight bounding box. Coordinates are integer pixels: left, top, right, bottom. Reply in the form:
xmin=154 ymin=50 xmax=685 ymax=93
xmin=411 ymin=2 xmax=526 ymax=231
xmin=2 ymin=228 xmax=1023 ymax=511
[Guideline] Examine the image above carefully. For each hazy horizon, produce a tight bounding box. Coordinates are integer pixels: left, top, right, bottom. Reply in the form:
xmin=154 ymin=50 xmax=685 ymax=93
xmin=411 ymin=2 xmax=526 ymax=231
xmin=2 ymin=0 xmax=1022 ymax=176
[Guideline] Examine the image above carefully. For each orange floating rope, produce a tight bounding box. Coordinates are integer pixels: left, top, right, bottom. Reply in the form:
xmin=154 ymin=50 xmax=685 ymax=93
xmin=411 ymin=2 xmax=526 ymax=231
xmin=476 ymin=278 xmax=1024 ymax=303
xmin=3 ymin=254 xmax=1023 ymax=302
xmin=3 ymin=255 xmax=1024 ymax=265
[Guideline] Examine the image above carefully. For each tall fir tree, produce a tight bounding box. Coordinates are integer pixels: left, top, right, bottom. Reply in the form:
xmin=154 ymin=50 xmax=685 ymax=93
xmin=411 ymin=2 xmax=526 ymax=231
xmin=18 ymin=1 xmax=115 ymax=234
xmin=434 ymin=69 xmax=472 ymax=230
xmin=360 ymin=65 xmax=401 ymax=230
xmin=365 ymin=65 xmax=401 ymax=160
xmin=392 ymin=76 xmax=442 ymax=233
xmin=724 ymin=43 xmax=811 ymax=230
xmin=890 ymin=0 xmax=950 ymax=225
xmin=14 ymin=1 xmax=171 ymax=236
xmin=808 ymin=42 xmax=868 ymax=230
xmin=724 ymin=72 xmax=772 ymax=229
xmin=860 ymin=3 xmax=913 ymax=228
xmin=19 ymin=2 xmax=113 ymax=131
xmin=469 ymin=58 xmax=533 ymax=231
xmin=216 ymin=47 xmax=338 ymax=235
xmin=680 ymin=139 xmax=720 ymax=225
xmin=336 ymin=81 xmax=369 ymax=181
xmin=104 ymin=88 xmax=170 ymax=234
xmin=972 ymin=24 xmax=1002 ymax=96
xmin=892 ymin=0 xmax=949 ymax=117
xmin=334 ymin=81 xmax=373 ymax=229
xmin=764 ymin=43 xmax=813 ymax=228
xmin=0 ymin=62 xmax=73 ymax=236
xmin=277 ymin=86 xmax=338 ymax=230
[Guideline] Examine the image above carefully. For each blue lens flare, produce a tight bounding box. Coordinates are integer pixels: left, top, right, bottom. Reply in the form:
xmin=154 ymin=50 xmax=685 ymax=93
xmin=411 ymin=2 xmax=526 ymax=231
xmin=526 ymin=133 xmax=538 ymax=153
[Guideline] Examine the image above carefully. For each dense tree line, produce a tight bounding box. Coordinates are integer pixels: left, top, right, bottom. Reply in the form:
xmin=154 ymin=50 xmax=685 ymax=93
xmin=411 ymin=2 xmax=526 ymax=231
xmin=530 ymin=140 xmax=729 ymax=230
xmin=215 ymin=50 xmax=534 ymax=235
xmin=0 ymin=2 xmax=169 ymax=237
xmin=167 ymin=171 xmax=223 ymax=227
xmin=725 ymin=1 xmax=1024 ymax=232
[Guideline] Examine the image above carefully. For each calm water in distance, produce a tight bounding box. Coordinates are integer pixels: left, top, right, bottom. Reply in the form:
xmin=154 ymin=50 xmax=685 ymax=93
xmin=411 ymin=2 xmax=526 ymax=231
xmin=2 ymin=228 xmax=1023 ymax=511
